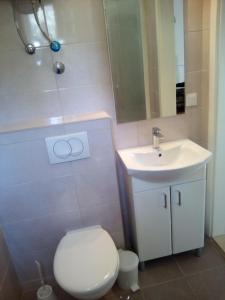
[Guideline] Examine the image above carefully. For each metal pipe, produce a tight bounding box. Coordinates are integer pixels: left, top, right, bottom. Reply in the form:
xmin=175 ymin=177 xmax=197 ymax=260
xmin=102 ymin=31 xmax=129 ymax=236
xmin=12 ymin=0 xmax=36 ymax=54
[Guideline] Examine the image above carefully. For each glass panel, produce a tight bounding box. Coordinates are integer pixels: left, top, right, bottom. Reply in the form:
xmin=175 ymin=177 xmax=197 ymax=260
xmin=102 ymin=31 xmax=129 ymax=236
xmin=104 ymin=0 xmax=146 ymax=123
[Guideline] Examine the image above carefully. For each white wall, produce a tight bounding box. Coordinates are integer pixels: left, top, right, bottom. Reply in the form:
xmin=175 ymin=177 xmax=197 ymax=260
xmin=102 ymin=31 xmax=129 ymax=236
xmin=212 ymin=0 xmax=225 ymax=236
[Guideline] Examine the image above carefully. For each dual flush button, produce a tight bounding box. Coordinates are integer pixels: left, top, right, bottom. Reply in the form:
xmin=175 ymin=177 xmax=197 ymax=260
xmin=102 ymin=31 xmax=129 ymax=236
xmin=46 ymin=132 xmax=90 ymax=164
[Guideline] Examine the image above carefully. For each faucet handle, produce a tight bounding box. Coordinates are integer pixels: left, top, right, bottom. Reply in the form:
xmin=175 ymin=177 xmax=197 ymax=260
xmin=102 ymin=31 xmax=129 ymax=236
xmin=152 ymin=127 xmax=161 ymax=135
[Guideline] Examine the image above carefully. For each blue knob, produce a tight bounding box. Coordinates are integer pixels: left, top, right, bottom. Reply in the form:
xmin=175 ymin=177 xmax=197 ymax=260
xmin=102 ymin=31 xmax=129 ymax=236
xmin=50 ymin=41 xmax=61 ymax=52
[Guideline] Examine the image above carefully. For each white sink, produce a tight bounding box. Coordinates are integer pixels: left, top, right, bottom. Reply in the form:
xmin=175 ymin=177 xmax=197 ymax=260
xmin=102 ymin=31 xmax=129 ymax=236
xmin=118 ymin=139 xmax=212 ymax=181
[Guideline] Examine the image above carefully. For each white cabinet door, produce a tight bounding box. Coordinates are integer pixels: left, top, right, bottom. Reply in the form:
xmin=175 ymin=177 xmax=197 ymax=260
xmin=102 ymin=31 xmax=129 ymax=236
xmin=133 ymin=187 xmax=172 ymax=261
xmin=171 ymin=180 xmax=206 ymax=254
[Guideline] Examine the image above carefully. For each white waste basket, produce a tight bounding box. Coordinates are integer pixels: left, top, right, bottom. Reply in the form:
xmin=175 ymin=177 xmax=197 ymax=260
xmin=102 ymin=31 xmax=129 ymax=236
xmin=117 ymin=249 xmax=140 ymax=292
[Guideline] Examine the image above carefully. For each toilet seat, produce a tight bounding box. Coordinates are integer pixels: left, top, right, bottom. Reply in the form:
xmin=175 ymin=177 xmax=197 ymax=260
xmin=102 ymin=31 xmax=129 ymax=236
xmin=53 ymin=226 xmax=119 ymax=298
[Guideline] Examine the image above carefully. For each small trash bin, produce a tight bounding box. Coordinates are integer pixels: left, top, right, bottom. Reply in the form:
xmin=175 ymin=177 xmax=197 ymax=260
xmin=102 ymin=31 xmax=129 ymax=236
xmin=117 ymin=249 xmax=140 ymax=292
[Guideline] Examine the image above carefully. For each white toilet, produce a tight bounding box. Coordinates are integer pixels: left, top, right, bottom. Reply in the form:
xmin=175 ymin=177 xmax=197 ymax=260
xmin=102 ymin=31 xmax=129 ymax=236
xmin=53 ymin=226 xmax=119 ymax=299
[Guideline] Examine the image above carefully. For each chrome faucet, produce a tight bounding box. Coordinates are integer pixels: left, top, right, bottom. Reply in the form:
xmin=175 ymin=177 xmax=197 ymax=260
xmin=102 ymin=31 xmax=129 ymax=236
xmin=152 ymin=127 xmax=164 ymax=149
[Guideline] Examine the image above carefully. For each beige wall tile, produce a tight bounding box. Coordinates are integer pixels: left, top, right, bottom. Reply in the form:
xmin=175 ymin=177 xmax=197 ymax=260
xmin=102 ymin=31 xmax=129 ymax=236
xmin=201 ymin=70 xmax=209 ymax=110
xmin=185 ymin=0 xmax=203 ymax=31
xmin=0 ymin=140 xmax=72 ymax=188
xmin=202 ymin=29 xmax=210 ymax=70
xmin=199 ymin=69 xmax=209 ymax=147
xmin=0 ymin=48 xmax=57 ymax=95
xmin=200 ymin=107 xmax=209 ymax=147
xmin=0 ymin=1 xmax=22 ymax=52
xmin=113 ymin=122 xmax=139 ymax=149
xmin=80 ymin=202 xmax=123 ymax=233
xmin=58 ymin=84 xmax=116 ymax=120
xmin=203 ymin=0 xmax=211 ymax=30
xmin=186 ymin=71 xmax=202 ymax=93
xmin=0 ymin=176 xmax=80 ymax=225
xmin=0 ymin=91 xmax=61 ymax=126
xmin=186 ymin=31 xmax=203 ymax=72
xmin=185 ymin=107 xmax=201 ymax=143
xmin=54 ymin=42 xmax=111 ymax=89
xmin=0 ymin=124 xmax=65 ymax=145
xmin=136 ymin=113 xmax=198 ymax=147
xmin=64 ymin=116 xmax=111 ymax=133
xmin=186 ymin=71 xmax=202 ymax=106
xmin=44 ymin=0 xmax=107 ymax=44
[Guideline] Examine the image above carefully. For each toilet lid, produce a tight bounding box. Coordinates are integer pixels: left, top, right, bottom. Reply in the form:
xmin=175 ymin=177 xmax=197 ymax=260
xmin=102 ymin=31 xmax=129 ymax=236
xmin=53 ymin=227 xmax=119 ymax=294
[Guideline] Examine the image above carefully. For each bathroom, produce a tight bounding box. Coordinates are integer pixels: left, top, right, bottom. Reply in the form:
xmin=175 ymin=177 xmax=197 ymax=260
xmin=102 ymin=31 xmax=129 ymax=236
xmin=0 ymin=0 xmax=225 ymax=299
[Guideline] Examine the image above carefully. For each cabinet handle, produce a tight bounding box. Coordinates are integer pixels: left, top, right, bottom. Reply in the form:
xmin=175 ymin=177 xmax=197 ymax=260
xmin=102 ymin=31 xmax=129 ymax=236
xmin=163 ymin=193 xmax=167 ymax=209
xmin=177 ymin=190 xmax=182 ymax=206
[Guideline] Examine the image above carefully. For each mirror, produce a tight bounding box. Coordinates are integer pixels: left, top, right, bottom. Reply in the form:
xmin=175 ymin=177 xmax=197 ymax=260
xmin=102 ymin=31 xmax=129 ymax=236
xmin=104 ymin=0 xmax=185 ymax=123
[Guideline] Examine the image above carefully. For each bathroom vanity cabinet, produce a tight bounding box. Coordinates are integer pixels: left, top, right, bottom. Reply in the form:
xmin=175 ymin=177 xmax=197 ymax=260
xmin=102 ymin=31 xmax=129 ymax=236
xmin=126 ymin=167 xmax=206 ymax=264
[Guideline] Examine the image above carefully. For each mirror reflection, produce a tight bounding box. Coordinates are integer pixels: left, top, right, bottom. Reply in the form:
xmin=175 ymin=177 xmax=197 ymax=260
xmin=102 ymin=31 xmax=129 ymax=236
xmin=104 ymin=0 xmax=186 ymax=123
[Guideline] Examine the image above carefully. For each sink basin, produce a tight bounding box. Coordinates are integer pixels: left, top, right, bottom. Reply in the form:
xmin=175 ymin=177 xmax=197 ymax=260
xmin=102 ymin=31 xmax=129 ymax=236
xmin=118 ymin=139 xmax=212 ymax=181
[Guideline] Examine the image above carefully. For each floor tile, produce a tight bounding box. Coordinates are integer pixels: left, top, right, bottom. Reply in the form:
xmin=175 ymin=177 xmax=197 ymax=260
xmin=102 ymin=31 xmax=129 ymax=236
xmin=143 ymin=278 xmax=196 ymax=300
xmin=20 ymin=239 xmax=225 ymax=300
xmin=21 ymin=285 xmax=74 ymax=300
xmin=105 ymin=284 xmax=144 ymax=300
xmin=186 ymin=267 xmax=225 ymax=300
xmin=174 ymin=239 xmax=225 ymax=275
xmin=104 ymin=287 xmax=144 ymax=300
xmin=21 ymin=290 xmax=36 ymax=300
xmin=139 ymin=256 xmax=183 ymax=288
xmin=53 ymin=284 xmax=75 ymax=300
xmin=213 ymin=235 xmax=225 ymax=253
xmin=21 ymin=284 xmax=143 ymax=300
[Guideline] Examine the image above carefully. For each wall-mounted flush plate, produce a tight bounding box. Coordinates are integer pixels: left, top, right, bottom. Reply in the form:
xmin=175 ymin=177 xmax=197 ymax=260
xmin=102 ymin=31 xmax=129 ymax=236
xmin=45 ymin=132 xmax=90 ymax=164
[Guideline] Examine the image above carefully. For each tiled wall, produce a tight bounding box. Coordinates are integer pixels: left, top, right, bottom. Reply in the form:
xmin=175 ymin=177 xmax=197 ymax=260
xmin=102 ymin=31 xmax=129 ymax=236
xmin=185 ymin=0 xmax=210 ymax=147
xmin=0 ymin=116 xmax=124 ymax=290
xmin=0 ymin=228 xmax=21 ymax=300
xmin=0 ymin=0 xmax=209 ymax=149
xmin=0 ymin=0 xmax=116 ymax=126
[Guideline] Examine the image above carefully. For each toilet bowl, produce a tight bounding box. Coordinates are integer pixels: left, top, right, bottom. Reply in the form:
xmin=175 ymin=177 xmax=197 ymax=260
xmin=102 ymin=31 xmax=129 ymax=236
xmin=53 ymin=226 xmax=119 ymax=299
